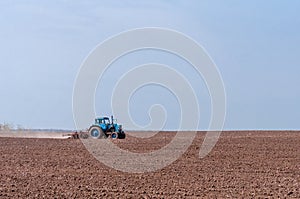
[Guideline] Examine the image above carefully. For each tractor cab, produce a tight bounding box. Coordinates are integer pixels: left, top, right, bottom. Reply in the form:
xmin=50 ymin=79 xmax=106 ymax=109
xmin=95 ymin=117 xmax=112 ymax=132
xmin=95 ymin=117 xmax=110 ymax=125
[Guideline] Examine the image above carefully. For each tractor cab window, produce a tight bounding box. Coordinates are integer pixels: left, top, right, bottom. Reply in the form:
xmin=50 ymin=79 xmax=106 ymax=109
xmin=95 ymin=119 xmax=105 ymax=124
xmin=95 ymin=118 xmax=110 ymax=124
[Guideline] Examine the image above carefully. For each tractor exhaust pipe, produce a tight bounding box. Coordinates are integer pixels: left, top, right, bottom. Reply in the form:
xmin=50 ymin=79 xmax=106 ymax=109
xmin=111 ymin=115 xmax=114 ymax=124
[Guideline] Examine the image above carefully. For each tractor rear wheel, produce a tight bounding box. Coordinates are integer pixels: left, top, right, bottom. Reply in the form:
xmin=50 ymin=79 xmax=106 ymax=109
xmin=89 ymin=126 xmax=105 ymax=139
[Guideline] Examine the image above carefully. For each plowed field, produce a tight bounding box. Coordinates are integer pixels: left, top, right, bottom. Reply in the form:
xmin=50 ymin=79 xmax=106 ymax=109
xmin=0 ymin=131 xmax=299 ymax=198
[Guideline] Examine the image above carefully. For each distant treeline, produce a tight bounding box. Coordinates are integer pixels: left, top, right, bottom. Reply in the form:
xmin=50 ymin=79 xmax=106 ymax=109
xmin=0 ymin=123 xmax=72 ymax=132
xmin=0 ymin=123 xmax=18 ymax=131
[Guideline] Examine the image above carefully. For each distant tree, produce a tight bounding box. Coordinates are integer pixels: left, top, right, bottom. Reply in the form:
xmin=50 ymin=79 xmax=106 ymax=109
xmin=3 ymin=123 xmax=14 ymax=131
xmin=17 ymin=124 xmax=23 ymax=130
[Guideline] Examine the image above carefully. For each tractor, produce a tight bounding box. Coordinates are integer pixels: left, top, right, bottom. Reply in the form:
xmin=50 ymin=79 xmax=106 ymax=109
xmin=88 ymin=116 xmax=125 ymax=139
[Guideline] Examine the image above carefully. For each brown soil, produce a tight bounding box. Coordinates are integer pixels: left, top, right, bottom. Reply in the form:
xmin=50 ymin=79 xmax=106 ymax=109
xmin=0 ymin=131 xmax=299 ymax=198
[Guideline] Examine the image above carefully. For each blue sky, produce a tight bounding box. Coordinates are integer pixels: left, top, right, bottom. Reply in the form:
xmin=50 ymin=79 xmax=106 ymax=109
xmin=0 ymin=0 xmax=299 ymax=130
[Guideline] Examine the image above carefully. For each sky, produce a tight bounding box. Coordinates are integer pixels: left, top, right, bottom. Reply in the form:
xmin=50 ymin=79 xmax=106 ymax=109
xmin=0 ymin=0 xmax=300 ymax=130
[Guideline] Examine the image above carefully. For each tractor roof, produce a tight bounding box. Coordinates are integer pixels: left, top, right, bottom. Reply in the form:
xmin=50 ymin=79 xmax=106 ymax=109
xmin=96 ymin=117 xmax=109 ymax=120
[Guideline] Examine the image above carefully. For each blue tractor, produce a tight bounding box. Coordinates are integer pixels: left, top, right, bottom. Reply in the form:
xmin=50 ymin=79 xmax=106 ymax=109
xmin=88 ymin=116 xmax=125 ymax=139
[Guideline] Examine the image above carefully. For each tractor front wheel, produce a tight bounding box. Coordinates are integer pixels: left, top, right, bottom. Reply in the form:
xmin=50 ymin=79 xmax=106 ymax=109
xmin=111 ymin=132 xmax=118 ymax=139
xmin=118 ymin=131 xmax=126 ymax=139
